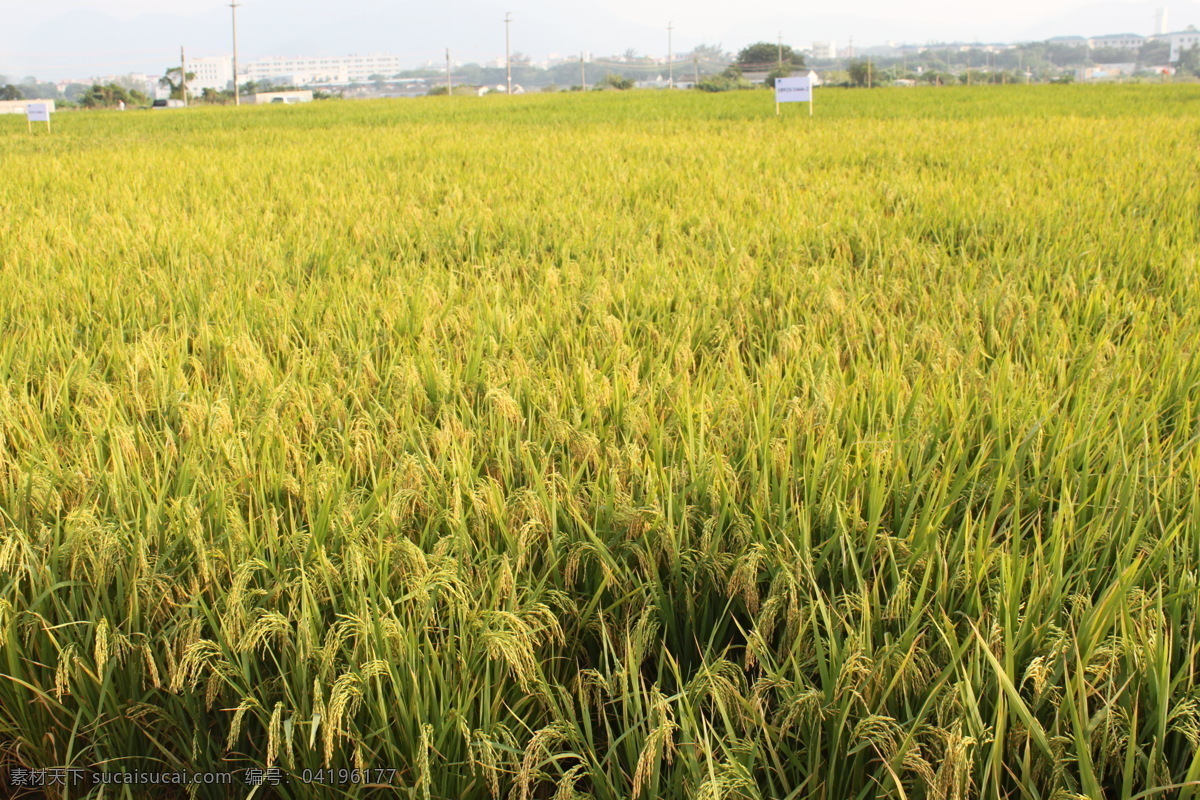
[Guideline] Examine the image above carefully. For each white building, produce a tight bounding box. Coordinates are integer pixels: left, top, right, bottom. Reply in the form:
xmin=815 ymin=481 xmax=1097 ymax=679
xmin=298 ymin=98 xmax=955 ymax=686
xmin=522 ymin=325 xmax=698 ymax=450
xmin=1046 ymin=36 xmax=1089 ymax=50
xmin=242 ymin=54 xmax=406 ymax=85
xmin=1088 ymin=34 xmax=1144 ymax=50
xmin=811 ymin=41 xmax=837 ymax=59
xmin=478 ymin=83 xmax=524 ymax=94
xmin=189 ymin=56 xmax=234 ymax=91
xmin=128 ymin=73 xmax=157 ymax=97
xmin=1169 ymin=28 xmax=1200 ymax=61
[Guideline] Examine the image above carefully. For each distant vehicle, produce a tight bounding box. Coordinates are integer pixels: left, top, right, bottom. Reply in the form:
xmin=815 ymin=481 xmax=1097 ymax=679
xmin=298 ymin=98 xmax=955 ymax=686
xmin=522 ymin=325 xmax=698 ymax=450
xmin=151 ymin=99 xmax=186 ymax=109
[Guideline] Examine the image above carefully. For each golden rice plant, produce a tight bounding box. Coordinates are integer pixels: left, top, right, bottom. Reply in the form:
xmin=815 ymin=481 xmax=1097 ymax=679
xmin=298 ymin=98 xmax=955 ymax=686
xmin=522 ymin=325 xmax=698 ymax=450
xmin=1 ymin=84 xmax=1200 ymax=798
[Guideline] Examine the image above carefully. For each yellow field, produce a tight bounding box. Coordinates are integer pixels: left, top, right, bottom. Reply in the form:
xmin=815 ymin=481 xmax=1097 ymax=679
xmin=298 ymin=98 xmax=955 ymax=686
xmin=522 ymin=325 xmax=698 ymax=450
xmin=2 ymin=86 xmax=1200 ymax=798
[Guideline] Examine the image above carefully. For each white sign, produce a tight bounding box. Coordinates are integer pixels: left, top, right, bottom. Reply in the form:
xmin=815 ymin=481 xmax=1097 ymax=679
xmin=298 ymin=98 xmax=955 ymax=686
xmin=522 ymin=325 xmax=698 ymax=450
xmin=774 ymin=76 xmax=812 ymax=104
xmin=26 ymin=102 xmax=51 ymax=123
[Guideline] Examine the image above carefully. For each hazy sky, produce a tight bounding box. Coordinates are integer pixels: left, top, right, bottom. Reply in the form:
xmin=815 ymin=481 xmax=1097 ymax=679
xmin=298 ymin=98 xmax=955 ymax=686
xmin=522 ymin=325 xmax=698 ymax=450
xmin=1 ymin=0 xmax=1144 ymax=24
xmin=2 ymin=0 xmax=1193 ymax=80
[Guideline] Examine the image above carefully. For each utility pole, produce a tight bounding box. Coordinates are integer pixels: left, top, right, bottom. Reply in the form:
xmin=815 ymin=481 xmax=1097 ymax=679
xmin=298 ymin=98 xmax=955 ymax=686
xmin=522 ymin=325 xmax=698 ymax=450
xmin=505 ymin=12 xmax=512 ymax=94
xmin=778 ymin=31 xmax=783 ymax=69
xmin=229 ymin=1 xmax=240 ymax=105
xmin=181 ymin=46 xmax=188 ymax=105
xmin=868 ymin=57 xmax=872 ymax=88
xmin=580 ymin=52 xmax=586 ymax=90
xmin=446 ymin=48 xmax=452 ymax=94
xmin=694 ymin=55 xmax=699 ymax=85
xmin=668 ymin=22 xmax=674 ymax=89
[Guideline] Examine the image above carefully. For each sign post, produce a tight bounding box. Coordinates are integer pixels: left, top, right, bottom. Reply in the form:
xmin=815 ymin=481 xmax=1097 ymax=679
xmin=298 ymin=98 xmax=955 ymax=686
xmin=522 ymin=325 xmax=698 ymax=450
xmin=26 ymin=102 xmax=52 ymax=134
xmin=774 ymin=75 xmax=813 ymax=117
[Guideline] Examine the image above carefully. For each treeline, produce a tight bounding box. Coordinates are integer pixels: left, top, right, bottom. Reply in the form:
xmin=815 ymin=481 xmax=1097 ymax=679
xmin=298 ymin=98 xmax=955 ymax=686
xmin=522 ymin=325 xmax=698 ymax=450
xmin=0 ymin=75 xmax=152 ymax=108
xmin=0 ymin=81 xmax=148 ymax=108
xmin=812 ymin=38 xmax=1200 ymax=82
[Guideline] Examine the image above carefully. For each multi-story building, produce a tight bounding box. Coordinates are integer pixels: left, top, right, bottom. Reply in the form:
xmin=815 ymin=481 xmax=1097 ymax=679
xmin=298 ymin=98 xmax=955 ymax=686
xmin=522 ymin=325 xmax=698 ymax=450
xmin=188 ymin=56 xmax=234 ymax=91
xmin=811 ymin=42 xmax=837 ymax=60
xmin=128 ymin=74 xmax=157 ymax=97
xmin=241 ymin=54 xmax=407 ymax=85
xmin=1169 ymin=28 xmax=1200 ymax=61
xmin=1088 ymin=34 xmax=1145 ymax=50
xmin=1046 ymin=35 xmax=1090 ymax=47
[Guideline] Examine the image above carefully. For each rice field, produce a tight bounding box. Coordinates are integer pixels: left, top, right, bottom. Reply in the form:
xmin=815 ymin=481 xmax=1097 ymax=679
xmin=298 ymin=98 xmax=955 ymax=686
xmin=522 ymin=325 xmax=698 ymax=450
xmin=2 ymin=85 xmax=1200 ymax=799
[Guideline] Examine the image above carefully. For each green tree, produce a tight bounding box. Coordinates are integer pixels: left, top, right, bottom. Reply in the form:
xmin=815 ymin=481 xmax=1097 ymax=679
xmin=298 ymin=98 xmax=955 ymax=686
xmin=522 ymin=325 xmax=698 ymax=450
xmin=1045 ymin=43 xmax=1089 ymax=67
xmin=689 ymin=43 xmax=730 ymax=62
xmin=1139 ymin=39 xmax=1170 ymax=64
xmin=0 ymin=84 xmax=22 ymax=101
xmin=79 ymin=83 xmax=135 ymax=109
xmin=200 ymin=87 xmax=232 ymax=104
xmin=15 ymin=78 xmax=60 ymax=99
xmin=1090 ymin=46 xmax=1133 ymax=64
xmin=695 ymin=65 xmax=751 ymax=92
xmin=599 ymin=73 xmax=633 ymax=90
xmin=847 ymin=59 xmax=870 ymax=87
xmin=764 ymin=67 xmax=793 ymax=88
xmin=1181 ymin=44 xmax=1200 ymax=76
xmin=736 ymin=42 xmax=804 ymax=70
xmin=159 ymin=67 xmax=196 ymax=100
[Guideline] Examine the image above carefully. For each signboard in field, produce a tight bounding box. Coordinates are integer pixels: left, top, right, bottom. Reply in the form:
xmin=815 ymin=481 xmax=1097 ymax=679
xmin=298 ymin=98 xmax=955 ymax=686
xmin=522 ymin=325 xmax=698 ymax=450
xmin=26 ymin=102 xmax=51 ymax=123
xmin=774 ymin=76 xmax=812 ymax=103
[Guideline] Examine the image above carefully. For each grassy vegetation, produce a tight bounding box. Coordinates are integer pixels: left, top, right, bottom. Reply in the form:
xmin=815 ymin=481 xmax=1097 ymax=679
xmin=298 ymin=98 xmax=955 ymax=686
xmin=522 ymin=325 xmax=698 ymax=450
xmin=2 ymin=85 xmax=1200 ymax=799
